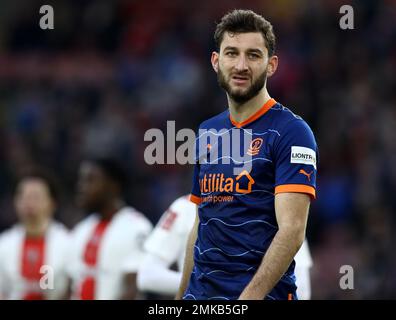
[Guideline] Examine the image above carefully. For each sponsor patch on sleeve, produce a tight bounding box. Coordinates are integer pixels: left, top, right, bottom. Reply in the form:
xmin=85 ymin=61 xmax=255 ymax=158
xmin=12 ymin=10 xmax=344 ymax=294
xmin=290 ymin=146 xmax=317 ymax=169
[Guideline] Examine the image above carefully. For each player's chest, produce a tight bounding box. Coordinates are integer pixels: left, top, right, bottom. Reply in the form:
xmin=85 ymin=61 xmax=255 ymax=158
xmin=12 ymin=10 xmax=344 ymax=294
xmin=2 ymin=238 xmax=63 ymax=279
xmin=199 ymin=131 xmax=275 ymax=183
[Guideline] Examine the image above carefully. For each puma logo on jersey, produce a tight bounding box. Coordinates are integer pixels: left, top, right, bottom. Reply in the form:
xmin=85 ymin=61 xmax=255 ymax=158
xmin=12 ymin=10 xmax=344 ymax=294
xmin=299 ymin=169 xmax=313 ymax=181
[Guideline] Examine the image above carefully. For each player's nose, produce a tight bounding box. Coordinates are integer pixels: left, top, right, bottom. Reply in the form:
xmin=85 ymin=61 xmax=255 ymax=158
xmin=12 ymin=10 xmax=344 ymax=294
xmin=234 ymin=54 xmax=248 ymax=72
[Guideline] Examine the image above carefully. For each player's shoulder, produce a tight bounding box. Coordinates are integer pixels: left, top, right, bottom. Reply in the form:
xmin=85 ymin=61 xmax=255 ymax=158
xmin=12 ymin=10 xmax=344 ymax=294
xmin=269 ymin=102 xmax=308 ymax=127
xmin=169 ymin=195 xmax=196 ymax=214
xmin=49 ymin=220 xmax=70 ymax=239
xmin=198 ymin=109 xmax=229 ymax=130
xmin=0 ymin=224 xmax=23 ymax=251
xmin=70 ymin=214 xmax=98 ymax=235
xmin=116 ymin=206 xmax=153 ymax=230
xmin=269 ymin=102 xmax=316 ymax=141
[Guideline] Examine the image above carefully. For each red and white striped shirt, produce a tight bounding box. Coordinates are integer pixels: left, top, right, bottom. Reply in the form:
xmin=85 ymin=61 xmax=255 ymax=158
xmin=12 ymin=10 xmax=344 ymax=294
xmin=67 ymin=207 xmax=152 ymax=300
xmin=0 ymin=222 xmax=70 ymax=300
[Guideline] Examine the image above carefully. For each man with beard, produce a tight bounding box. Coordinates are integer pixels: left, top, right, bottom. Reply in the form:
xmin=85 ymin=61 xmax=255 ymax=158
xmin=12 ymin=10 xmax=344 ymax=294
xmin=66 ymin=158 xmax=152 ymax=299
xmin=176 ymin=10 xmax=318 ymax=300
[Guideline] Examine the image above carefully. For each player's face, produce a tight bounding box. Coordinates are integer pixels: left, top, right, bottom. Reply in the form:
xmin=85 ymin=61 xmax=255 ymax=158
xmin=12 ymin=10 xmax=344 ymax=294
xmin=15 ymin=179 xmax=55 ymax=224
xmin=76 ymin=162 xmax=109 ymax=213
xmin=212 ymin=32 xmax=274 ymax=104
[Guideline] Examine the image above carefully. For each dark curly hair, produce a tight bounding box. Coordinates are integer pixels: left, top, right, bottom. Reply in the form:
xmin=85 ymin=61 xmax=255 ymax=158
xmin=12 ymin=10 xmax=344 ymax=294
xmin=214 ymin=9 xmax=276 ymax=56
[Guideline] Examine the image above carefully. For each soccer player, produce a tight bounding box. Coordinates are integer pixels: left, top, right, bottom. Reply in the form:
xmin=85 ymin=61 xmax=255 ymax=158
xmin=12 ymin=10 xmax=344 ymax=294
xmin=0 ymin=169 xmax=70 ymax=300
xmin=176 ymin=9 xmax=318 ymax=300
xmin=138 ymin=195 xmax=314 ymax=299
xmin=137 ymin=195 xmax=196 ymax=296
xmin=66 ymin=158 xmax=152 ymax=300
xmin=294 ymin=240 xmax=313 ymax=300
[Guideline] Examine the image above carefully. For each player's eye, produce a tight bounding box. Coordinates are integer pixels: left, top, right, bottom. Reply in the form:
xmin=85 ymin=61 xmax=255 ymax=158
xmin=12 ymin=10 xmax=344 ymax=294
xmin=225 ymin=51 xmax=237 ymax=57
xmin=248 ymin=53 xmax=260 ymax=59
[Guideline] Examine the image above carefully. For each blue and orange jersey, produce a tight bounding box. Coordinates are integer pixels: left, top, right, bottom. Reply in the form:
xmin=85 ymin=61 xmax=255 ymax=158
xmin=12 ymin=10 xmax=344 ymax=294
xmin=185 ymin=98 xmax=318 ymax=300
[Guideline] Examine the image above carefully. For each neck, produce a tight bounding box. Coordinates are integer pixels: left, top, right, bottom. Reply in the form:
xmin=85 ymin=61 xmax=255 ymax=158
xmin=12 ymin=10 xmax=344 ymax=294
xmin=99 ymin=199 xmax=124 ymax=221
xmin=228 ymin=88 xmax=271 ymax=124
xmin=25 ymin=218 xmax=50 ymax=238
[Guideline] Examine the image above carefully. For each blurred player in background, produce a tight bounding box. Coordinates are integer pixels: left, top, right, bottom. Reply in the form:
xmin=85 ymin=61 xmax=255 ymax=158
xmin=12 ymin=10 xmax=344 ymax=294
xmin=137 ymin=195 xmax=195 ymax=296
xmin=0 ymin=169 xmax=70 ymax=300
xmin=138 ymin=195 xmax=313 ymax=299
xmin=66 ymin=158 xmax=152 ymax=300
xmin=177 ymin=10 xmax=318 ymax=300
xmin=294 ymin=240 xmax=313 ymax=300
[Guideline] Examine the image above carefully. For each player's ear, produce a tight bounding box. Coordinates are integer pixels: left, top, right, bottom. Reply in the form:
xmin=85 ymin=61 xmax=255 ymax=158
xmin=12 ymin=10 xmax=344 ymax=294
xmin=266 ymin=55 xmax=278 ymax=77
xmin=211 ymin=51 xmax=219 ymax=73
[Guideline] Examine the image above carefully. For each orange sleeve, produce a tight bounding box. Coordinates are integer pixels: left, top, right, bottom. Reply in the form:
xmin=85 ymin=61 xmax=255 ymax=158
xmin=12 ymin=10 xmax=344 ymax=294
xmin=275 ymin=184 xmax=316 ymax=200
xmin=189 ymin=194 xmax=202 ymax=205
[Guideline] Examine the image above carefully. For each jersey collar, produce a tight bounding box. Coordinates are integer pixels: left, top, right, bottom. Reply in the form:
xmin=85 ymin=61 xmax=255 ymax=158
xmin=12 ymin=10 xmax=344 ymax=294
xmin=229 ymin=98 xmax=277 ymax=128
